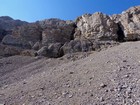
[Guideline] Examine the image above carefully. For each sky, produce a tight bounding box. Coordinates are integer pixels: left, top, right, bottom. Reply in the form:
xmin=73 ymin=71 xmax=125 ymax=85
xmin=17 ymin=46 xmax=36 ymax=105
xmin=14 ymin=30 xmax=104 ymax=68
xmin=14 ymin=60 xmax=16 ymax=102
xmin=0 ymin=0 xmax=140 ymax=22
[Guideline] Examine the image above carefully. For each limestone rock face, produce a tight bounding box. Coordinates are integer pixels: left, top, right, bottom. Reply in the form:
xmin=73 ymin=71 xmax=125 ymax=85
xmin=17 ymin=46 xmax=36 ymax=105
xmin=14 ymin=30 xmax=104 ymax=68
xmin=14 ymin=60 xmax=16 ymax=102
xmin=2 ymin=23 xmax=42 ymax=48
xmin=74 ymin=13 xmax=118 ymax=41
xmin=111 ymin=6 xmax=140 ymax=40
xmin=37 ymin=18 xmax=75 ymax=45
xmin=2 ymin=35 xmax=31 ymax=48
xmin=0 ymin=16 xmax=28 ymax=30
xmin=42 ymin=25 xmax=75 ymax=45
xmin=37 ymin=18 xmax=69 ymax=29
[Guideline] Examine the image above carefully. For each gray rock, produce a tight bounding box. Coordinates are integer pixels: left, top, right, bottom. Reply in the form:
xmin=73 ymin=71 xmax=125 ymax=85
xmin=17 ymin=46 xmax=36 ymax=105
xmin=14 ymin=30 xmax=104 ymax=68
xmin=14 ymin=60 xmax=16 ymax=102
xmin=37 ymin=43 xmax=63 ymax=58
xmin=37 ymin=46 xmax=48 ymax=57
xmin=32 ymin=41 xmax=42 ymax=51
xmin=42 ymin=24 xmax=75 ymax=45
xmin=0 ymin=16 xmax=28 ymax=30
xmin=2 ymin=35 xmax=31 ymax=48
xmin=46 ymin=43 xmax=63 ymax=58
xmin=61 ymin=39 xmax=93 ymax=54
xmin=0 ymin=44 xmax=22 ymax=57
xmin=2 ymin=23 xmax=42 ymax=48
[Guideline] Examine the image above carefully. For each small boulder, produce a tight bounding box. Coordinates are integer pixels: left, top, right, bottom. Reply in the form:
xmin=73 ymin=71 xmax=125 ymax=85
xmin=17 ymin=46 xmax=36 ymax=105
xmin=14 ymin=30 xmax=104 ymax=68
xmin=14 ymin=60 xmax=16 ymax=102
xmin=37 ymin=46 xmax=48 ymax=57
xmin=46 ymin=43 xmax=63 ymax=58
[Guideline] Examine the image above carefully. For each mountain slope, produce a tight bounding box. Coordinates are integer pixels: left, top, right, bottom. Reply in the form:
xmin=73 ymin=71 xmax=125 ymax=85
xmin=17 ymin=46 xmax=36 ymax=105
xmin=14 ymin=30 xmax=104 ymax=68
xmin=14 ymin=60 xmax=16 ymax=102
xmin=0 ymin=41 xmax=140 ymax=105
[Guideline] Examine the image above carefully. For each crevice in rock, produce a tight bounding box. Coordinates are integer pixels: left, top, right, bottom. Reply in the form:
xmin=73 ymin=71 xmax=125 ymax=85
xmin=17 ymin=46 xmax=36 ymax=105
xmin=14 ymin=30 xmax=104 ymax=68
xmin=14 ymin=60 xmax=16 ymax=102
xmin=70 ymin=23 xmax=77 ymax=40
xmin=117 ymin=23 xmax=125 ymax=42
xmin=58 ymin=45 xmax=64 ymax=58
xmin=0 ymin=29 xmax=8 ymax=41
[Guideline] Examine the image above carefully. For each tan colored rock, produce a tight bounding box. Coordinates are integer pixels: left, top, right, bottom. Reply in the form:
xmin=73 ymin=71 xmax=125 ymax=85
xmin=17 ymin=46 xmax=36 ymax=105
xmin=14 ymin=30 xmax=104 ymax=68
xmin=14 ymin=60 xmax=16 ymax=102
xmin=74 ymin=13 xmax=118 ymax=41
xmin=111 ymin=6 xmax=140 ymax=41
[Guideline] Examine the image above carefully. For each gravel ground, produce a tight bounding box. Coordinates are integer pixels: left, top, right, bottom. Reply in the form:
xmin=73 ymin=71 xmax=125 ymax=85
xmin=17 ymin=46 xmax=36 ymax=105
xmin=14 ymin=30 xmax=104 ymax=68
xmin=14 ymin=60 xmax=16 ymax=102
xmin=0 ymin=41 xmax=140 ymax=105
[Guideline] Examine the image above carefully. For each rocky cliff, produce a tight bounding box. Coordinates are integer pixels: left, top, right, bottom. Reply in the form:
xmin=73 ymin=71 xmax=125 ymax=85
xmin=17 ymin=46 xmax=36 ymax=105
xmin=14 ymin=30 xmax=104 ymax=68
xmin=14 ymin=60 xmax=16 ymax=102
xmin=0 ymin=6 xmax=140 ymax=58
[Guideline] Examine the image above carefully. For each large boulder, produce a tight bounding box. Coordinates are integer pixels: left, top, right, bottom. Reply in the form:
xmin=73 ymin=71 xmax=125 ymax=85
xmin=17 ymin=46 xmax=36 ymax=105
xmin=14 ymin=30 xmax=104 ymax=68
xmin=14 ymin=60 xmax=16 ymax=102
xmin=74 ymin=13 xmax=118 ymax=41
xmin=61 ymin=40 xmax=94 ymax=54
xmin=37 ymin=43 xmax=63 ymax=58
xmin=46 ymin=43 xmax=63 ymax=58
xmin=111 ymin=6 xmax=140 ymax=41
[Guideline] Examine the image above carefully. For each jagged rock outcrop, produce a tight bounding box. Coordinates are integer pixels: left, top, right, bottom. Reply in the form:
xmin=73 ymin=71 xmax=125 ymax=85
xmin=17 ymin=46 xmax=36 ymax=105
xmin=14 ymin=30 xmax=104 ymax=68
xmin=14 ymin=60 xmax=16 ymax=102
xmin=0 ymin=16 xmax=28 ymax=30
xmin=74 ymin=13 xmax=118 ymax=41
xmin=2 ymin=23 xmax=42 ymax=48
xmin=38 ymin=18 xmax=75 ymax=45
xmin=1 ymin=6 xmax=140 ymax=58
xmin=0 ymin=16 xmax=28 ymax=42
xmin=111 ymin=6 xmax=140 ymax=41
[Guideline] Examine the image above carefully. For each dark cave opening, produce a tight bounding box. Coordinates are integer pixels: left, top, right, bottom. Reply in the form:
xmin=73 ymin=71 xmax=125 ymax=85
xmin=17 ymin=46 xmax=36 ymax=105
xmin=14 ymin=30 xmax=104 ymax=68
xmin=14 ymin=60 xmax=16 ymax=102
xmin=117 ymin=23 xmax=125 ymax=42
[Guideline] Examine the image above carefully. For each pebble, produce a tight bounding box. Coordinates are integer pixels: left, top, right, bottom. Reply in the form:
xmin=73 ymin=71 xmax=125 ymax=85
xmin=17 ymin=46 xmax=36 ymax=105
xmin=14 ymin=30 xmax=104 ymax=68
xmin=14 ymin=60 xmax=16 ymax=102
xmin=69 ymin=71 xmax=74 ymax=74
xmin=123 ymin=60 xmax=127 ymax=62
xmin=100 ymin=83 xmax=107 ymax=88
xmin=68 ymin=94 xmax=73 ymax=98
xmin=123 ymin=74 xmax=129 ymax=78
xmin=99 ymin=97 xmax=104 ymax=102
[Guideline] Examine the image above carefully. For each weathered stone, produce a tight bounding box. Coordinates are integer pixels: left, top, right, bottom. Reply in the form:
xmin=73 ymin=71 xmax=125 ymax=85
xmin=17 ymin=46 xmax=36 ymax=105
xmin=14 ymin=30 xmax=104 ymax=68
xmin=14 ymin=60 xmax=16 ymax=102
xmin=20 ymin=50 xmax=36 ymax=57
xmin=61 ymin=40 xmax=93 ymax=54
xmin=0 ymin=28 xmax=10 ymax=42
xmin=2 ymin=35 xmax=31 ymax=48
xmin=74 ymin=12 xmax=118 ymax=41
xmin=37 ymin=43 xmax=63 ymax=58
xmin=37 ymin=46 xmax=48 ymax=57
xmin=111 ymin=6 xmax=140 ymax=41
xmin=2 ymin=23 xmax=42 ymax=48
xmin=0 ymin=16 xmax=28 ymax=30
xmin=37 ymin=18 xmax=69 ymax=29
xmin=38 ymin=18 xmax=75 ymax=45
xmin=42 ymin=25 xmax=75 ymax=45
xmin=32 ymin=41 xmax=42 ymax=51
xmin=46 ymin=43 xmax=63 ymax=58
xmin=0 ymin=45 xmax=22 ymax=57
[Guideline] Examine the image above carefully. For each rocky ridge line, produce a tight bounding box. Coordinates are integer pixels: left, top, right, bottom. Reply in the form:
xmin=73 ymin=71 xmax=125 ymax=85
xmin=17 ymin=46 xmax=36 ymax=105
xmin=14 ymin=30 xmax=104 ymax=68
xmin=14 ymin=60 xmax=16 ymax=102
xmin=0 ymin=6 xmax=140 ymax=58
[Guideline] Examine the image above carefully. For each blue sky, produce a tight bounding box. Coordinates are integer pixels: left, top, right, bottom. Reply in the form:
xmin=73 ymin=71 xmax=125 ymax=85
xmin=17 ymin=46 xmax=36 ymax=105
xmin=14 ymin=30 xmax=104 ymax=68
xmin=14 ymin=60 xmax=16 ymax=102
xmin=0 ymin=0 xmax=140 ymax=22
